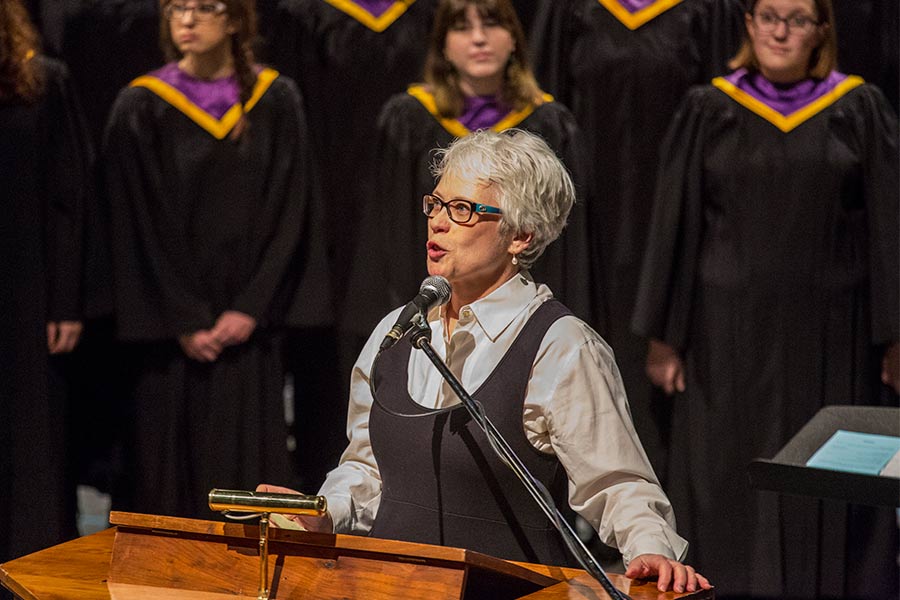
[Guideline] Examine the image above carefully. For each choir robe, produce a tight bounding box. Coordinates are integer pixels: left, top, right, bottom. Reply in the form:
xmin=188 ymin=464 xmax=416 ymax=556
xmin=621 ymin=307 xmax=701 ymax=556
xmin=833 ymin=0 xmax=899 ymax=114
xmin=266 ymin=1 xmax=439 ymax=490
xmin=27 ymin=2 xmax=164 ymax=503
xmin=270 ymin=0 xmax=438 ymax=289
xmin=632 ymin=78 xmax=899 ymax=599
xmin=102 ymin=69 xmax=331 ymax=519
xmin=343 ymin=89 xmax=598 ymax=338
xmin=0 ymin=57 xmax=90 ymax=563
xmin=36 ymin=0 xmax=162 ymax=150
xmin=528 ymin=0 xmax=745 ymax=484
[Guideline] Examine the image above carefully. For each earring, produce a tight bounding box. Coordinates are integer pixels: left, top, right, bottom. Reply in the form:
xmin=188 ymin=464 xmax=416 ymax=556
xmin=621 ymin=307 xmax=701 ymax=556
xmin=511 ymin=255 xmax=518 ymax=266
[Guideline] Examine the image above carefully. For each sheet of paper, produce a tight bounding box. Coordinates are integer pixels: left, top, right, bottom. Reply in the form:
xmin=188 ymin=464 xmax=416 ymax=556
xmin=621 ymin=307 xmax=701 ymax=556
xmin=806 ymin=429 xmax=900 ymax=475
xmin=879 ymin=449 xmax=900 ymax=478
xmin=269 ymin=512 xmax=305 ymax=530
xmin=806 ymin=429 xmax=900 ymax=477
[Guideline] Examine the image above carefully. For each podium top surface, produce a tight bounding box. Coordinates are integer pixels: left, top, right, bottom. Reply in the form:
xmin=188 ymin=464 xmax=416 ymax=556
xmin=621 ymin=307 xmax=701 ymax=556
xmin=1 ymin=513 xmax=715 ymax=600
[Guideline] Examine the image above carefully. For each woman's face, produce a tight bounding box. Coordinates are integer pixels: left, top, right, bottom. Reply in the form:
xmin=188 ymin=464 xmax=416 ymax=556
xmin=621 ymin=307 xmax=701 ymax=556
xmin=747 ymin=0 xmax=825 ymax=83
xmin=425 ymin=168 xmax=524 ymax=302
xmin=443 ymin=5 xmax=515 ymax=87
xmin=167 ymin=1 xmax=235 ymax=58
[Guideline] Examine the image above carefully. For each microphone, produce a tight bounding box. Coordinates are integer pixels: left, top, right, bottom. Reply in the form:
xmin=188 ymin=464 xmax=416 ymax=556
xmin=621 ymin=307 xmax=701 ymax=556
xmin=379 ymin=276 xmax=451 ymax=351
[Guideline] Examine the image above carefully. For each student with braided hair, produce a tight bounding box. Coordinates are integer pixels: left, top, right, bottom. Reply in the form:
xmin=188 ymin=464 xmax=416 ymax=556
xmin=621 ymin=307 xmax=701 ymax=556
xmin=102 ymin=0 xmax=331 ymax=519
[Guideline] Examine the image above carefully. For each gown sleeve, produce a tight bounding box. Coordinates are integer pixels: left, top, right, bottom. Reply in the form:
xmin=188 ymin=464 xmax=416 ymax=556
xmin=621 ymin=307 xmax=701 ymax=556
xmin=631 ymin=86 xmax=713 ymax=352
xmin=554 ymin=104 xmax=604 ymax=329
xmin=857 ymin=85 xmax=900 ymax=344
xmin=41 ymin=59 xmax=92 ymax=323
xmin=526 ymin=102 xmax=603 ymax=329
xmin=230 ymin=78 xmax=331 ymax=328
xmin=102 ymin=87 xmax=216 ymax=339
xmin=528 ymin=0 xmax=575 ymax=99
xmin=697 ymin=0 xmax=746 ymax=81
xmin=343 ymin=94 xmax=448 ymax=337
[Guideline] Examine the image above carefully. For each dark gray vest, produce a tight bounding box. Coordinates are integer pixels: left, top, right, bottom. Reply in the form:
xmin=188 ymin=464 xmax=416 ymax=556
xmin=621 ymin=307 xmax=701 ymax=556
xmin=369 ymin=299 xmax=574 ymax=565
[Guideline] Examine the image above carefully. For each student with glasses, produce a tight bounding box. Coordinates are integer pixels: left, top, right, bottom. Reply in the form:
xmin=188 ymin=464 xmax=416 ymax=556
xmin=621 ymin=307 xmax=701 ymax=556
xmin=101 ymin=0 xmax=331 ymax=520
xmin=633 ymin=0 xmax=898 ymax=597
xmin=261 ymin=129 xmax=711 ymax=594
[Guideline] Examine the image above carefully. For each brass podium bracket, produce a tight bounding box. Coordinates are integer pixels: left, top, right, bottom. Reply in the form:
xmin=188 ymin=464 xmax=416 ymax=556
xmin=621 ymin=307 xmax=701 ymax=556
xmin=208 ymin=488 xmax=328 ymax=599
xmin=258 ymin=514 xmax=270 ymax=600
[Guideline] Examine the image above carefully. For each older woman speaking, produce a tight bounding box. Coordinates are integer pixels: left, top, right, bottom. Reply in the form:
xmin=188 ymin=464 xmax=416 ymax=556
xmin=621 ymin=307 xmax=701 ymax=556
xmin=262 ymin=128 xmax=708 ymax=593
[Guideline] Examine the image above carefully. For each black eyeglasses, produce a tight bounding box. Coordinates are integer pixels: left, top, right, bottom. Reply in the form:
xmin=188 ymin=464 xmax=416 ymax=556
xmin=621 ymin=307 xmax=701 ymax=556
xmin=165 ymin=2 xmax=227 ymax=21
xmin=423 ymin=194 xmax=503 ymax=224
xmin=752 ymin=11 xmax=820 ymax=35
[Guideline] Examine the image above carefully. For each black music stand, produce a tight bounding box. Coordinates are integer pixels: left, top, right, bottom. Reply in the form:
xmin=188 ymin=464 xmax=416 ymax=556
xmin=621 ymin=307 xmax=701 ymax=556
xmin=749 ymin=405 xmax=900 ymax=507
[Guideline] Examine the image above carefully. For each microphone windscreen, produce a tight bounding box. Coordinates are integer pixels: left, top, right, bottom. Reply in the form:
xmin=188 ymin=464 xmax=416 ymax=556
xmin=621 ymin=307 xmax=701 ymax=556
xmin=419 ymin=275 xmax=452 ymax=306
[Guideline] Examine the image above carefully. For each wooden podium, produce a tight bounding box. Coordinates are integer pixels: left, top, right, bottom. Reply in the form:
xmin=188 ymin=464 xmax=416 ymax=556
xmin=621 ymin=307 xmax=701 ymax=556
xmin=1 ymin=512 xmax=713 ymax=599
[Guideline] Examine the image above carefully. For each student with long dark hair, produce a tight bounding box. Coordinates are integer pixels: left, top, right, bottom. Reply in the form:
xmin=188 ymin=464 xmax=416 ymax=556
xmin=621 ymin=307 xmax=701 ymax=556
xmin=0 ymin=0 xmax=90 ymax=564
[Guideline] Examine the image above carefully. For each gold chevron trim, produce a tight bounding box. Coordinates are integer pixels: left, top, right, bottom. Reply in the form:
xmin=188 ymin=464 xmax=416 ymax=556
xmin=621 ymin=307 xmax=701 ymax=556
xmin=407 ymin=85 xmax=554 ymax=137
xmin=712 ymin=75 xmax=864 ymax=132
xmin=597 ymin=0 xmax=684 ymax=30
xmin=130 ymin=67 xmax=279 ymax=139
xmin=323 ymin=0 xmax=416 ymax=32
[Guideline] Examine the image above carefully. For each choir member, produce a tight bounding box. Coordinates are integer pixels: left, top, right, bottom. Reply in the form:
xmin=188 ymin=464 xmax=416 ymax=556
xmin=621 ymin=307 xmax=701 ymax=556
xmin=528 ymin=0 xmax=745 ymax=484
xmin=267 ymin=0 xmax=440 ymax=489
xmin=632 ymin=0 xmax=898 ymax=596
xmin=0 ymin=0 xmax=91 ymax=564
xmin=102 ymin=0 xmax=330 ymax=518
xmin=25 ymin=0 xmax=164 ymax=507
xmin=269 ymin=0 xmax=438 ymax=285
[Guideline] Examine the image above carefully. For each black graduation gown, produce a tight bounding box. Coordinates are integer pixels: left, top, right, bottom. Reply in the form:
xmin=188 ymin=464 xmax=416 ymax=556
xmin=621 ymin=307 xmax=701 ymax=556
xmin=343 ymin=89 xmax=597 ymax=337
xmin=36 ymin=0 xmax=162 ymax=151
xmin=529 ymin=0 xmax=745 ymax=483
xmin=632 ymin=80 xmax=899 ymax=599
xmin=0 ymin=57 xmax=90 ymax=562
xmin=267 ymin=1 xmax=440 ymax=490
xmin=254 ymin=0 xmax=281 ymax=63
xmin=833 ymin=0 xmax=899 ymax=114
xmin=102 ymin=69 xmax=331 ymax=518
xmin=270 ymin=0 xmax=438 ymax=286
xmin=30 ymin=2 xmax=164 ymax=502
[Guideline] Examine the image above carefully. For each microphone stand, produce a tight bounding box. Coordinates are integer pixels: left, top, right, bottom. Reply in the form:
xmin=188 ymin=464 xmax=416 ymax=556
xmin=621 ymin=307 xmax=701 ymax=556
xmin=407 ymin=316 xmax=632 ymax=600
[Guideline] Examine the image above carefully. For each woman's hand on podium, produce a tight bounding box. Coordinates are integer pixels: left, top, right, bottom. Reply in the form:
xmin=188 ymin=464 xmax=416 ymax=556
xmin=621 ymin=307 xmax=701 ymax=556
xmin=625 ymin=554 xmax=711 ymax=593
xmin=255 ymin=484 xmax=334 ymax=532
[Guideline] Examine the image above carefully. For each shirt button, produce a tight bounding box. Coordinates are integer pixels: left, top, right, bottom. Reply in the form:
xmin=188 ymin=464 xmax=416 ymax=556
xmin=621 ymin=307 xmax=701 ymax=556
xmin=460 ymin=308 xmax=472 ymax=320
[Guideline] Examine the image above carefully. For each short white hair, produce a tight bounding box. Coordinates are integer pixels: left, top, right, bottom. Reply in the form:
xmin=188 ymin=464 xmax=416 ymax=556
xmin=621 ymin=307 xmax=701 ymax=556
xmin=431 ymin=128 xmax=575 ymax=269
